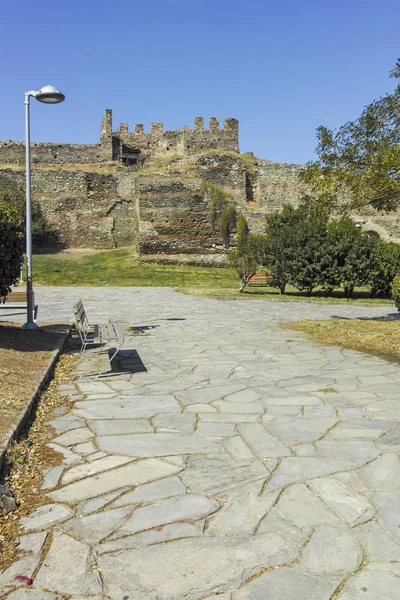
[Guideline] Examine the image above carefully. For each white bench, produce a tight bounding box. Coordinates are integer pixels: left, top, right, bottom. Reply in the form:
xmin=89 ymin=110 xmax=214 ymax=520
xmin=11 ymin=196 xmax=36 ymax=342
xmin=73 ymin=299 xmax=124 ymax=378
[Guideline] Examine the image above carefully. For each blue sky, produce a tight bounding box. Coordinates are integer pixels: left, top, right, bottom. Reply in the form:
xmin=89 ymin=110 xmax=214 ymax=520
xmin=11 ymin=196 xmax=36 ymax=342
xmin=1 ymin=0 xmax=399 ymax=164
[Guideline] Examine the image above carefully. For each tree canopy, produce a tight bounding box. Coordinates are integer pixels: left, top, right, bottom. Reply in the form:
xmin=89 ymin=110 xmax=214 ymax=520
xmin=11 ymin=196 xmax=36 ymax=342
xmin=302 ymin=61 xmax=400 ymax=212
xmin=0 ymin=200 xmax=23 ymax=297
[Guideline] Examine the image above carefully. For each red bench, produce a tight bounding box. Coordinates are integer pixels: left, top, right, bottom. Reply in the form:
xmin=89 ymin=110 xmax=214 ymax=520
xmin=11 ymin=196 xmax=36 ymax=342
xmin=245 ymin=273 xmax=271 ymax=285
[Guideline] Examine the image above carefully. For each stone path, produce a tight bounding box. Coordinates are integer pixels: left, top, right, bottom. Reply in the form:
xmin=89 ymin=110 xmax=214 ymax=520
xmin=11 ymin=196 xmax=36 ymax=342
xmin=1 ymin=288 xmax=400 ymax=599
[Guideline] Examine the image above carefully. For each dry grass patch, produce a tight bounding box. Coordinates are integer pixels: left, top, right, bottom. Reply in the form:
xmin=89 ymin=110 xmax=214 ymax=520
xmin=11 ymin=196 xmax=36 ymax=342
xmin=283 ymin=319 xmax=400 ymax=363
xmin=0 ymin=352 xmax=77 ymax=570
xmin=0 ymin=323 xmax=69 ymax=442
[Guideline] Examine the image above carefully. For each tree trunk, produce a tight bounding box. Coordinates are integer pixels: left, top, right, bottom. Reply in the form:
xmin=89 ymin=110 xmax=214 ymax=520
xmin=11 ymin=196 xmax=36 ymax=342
xmin=279 ymin=284 xmax=286 ymax=295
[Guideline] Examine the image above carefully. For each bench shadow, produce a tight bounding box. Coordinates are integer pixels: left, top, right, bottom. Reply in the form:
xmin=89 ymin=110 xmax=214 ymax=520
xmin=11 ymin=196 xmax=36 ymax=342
xmin=108 ymin=348 xmax=147 ymax=374
xmin=128 ymin=325 xmax=160 ymax=334
xmin=160 ymin=318 xmax=186 ymax=321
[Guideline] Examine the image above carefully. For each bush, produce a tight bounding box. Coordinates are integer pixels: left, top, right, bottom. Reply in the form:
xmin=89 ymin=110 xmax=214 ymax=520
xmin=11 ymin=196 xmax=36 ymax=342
xmin=391 ymin=275 xmax=400 ymax=311
xmin=0 ymin=200 xmax=23 ymax=297
xmin=369 ymin=241 xmax=400 ymax=297
xmin=220 ymin=204 xmax=236 ymax=245
xmin=236 ymin=214 xmax=249 ymax=252
xmin=229 ymin=233 xmax=268 ymax=292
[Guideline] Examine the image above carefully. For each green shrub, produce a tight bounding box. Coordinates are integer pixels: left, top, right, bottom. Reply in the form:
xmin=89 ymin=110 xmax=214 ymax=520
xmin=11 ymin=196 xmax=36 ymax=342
xmin=370 ymin=241 xmax=400 ymax=297
xmin=0 ymin=200 xmax=23 ymax=297
xmin=201 ymin=181 xmax=233 ymax=232
xmin=391 ymin=275 xmax=400 ymax=311
xmin=220 ymin=204 xmax=236 ymax=245
xmin=236 ymin=214 xmax=249 ymax=252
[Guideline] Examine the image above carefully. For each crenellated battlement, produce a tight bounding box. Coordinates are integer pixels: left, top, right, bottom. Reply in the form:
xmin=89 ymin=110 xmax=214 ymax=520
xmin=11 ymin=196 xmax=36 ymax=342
xmin=100 ymin=111 xmax=239 ymax=164
xmin=114 ymin=115 xmax=238 ymax=137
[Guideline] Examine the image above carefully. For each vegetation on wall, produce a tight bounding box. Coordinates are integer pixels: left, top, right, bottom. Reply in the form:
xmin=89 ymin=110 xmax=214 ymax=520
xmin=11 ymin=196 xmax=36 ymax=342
xmin=201 ymin=181 xmax=236 ymax=237
xmin=220 ymin=204 xmax=237 ymax=245
xmin=0 ymin=177 xmax=60 ymax=248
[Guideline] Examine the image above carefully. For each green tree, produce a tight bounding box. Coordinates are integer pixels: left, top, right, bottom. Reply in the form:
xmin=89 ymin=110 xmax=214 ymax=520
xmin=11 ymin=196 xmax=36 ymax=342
xmin=0 ymin=200 xmax=23 ymax=297
xmin=236 ymin=214 xmax=249 ymax=253
xmin=289 ymin=197 xmax=331 ymax=295
xmin=390 ymin=58 xmax=400 ymax=79
xmin=229 ymin=232 xmax=268 ymax=293
xmin=0 ymin=176 xmax=60 ymax=248
xmin=265 ymin=204 xmax=300 ymax=294
xmin=324 ymin=216 xmax=363 ymax=291
xmin=340 ymin=231 xmax=378 ymax=298
xmin=369 ymin=239 xmax=400 ymax=297
xmin=391 ymin=275 xmax=400 ymax=311
xmin=302 ymin=65 xmax=400 ymax=212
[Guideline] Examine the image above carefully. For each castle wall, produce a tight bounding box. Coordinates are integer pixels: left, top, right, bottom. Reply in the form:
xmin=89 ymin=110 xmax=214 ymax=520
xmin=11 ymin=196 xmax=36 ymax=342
xmin=138 ymin=174 xmax=224 ymax=255
xmin=0 ymin=142 xmax=102 ymax=165
xmin=0 ymin=168 xmax=139 ymax=249
xmin=197 ymin=154 xmax=247 ymax=198
xmin=1 ymin=107 xmax=400 ymax=255
xmin=113 ymin=116 xmax=239 ymax=161
xmin=255 ymin=159 xmax=307 ymax=209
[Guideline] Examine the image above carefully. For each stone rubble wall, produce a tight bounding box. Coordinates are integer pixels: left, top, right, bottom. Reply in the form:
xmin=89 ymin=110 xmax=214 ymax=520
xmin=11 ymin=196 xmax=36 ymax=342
xmin=1 ymin=126 xmax=400 ymax=255
xmin=113 ymin=116 xmax=239 ymax=161
xmin=0 ymin=142 xmax=102 ymax=165
xmin=138 ymin=174 xmax=224 ymax=256
xmin=0 ymin=168 xmax=139 ymax=249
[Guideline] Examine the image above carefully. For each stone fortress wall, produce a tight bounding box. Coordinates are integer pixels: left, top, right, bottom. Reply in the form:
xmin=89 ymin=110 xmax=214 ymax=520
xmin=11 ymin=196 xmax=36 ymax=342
xmin=99 ymin=110 xmax=240 ymax=164
xmin=1 ymin=109 xmax=399 ymax=256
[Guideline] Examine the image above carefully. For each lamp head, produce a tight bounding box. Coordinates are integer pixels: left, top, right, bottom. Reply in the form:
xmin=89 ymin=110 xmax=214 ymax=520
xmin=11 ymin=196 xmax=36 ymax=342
xmin=34 ymin=85 xmax=65 ymax=104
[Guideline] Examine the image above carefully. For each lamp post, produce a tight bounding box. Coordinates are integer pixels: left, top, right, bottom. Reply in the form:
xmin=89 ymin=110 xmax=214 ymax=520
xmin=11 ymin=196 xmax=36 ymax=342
xmin=23 ymin=85 xmax=65 ymax=329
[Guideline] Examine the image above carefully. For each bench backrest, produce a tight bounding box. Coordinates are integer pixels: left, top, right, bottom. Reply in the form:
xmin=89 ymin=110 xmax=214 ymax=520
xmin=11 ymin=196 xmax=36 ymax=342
xmin=73 ymin=300 xmax=90 ymax=341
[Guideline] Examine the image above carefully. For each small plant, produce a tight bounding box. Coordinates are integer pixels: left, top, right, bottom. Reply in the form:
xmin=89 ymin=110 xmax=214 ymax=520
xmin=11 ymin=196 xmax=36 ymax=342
xmin=220 ymin=204 xmax=236 ymax=245
xmin=391 ymin=275 xmax=400 ymax=311
xmin=201 ymin=181 xmax=233 ymax=231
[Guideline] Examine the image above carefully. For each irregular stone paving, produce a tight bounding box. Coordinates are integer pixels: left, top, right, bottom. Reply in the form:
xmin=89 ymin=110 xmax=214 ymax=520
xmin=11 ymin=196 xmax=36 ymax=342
xmin=1 ymin=287 xmax=400 ymax=599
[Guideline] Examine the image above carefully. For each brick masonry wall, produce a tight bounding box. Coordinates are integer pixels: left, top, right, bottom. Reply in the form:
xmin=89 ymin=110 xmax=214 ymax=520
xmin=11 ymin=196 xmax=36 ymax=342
xmin=137 ymin=174 xmax=225 ymax=255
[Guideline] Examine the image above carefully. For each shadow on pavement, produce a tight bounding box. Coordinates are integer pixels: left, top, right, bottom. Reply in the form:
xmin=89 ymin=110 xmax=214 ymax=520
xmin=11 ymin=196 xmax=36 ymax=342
xmin=108 ymin=348 xmax=147 ymax=374
xmin=0 ymin=323 xmax=70 ymax=352
xmin=128 ymin=325 xmax=160 ymax=334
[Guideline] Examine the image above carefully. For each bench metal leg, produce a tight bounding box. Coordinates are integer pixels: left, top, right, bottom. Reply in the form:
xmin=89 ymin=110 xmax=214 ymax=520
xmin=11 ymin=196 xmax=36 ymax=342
xmin=95 ymin=338 xmax=125 ymax=379
xmin=76 ymin=338 xmax=125 ymax=380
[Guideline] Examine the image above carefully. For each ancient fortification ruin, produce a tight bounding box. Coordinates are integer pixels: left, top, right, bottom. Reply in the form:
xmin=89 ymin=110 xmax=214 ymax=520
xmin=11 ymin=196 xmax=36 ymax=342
xmin=0 ymin=109 xmax=398 ymax=260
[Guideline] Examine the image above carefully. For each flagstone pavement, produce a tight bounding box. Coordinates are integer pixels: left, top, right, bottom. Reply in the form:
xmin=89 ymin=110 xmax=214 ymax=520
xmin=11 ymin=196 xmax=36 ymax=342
xmin=1 ymin=287 xmax=400 ymax=599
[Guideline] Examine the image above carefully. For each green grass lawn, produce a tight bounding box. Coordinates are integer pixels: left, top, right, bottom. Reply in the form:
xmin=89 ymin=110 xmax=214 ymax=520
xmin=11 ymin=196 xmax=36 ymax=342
xmin=33 ymin=249 xmax=237 ymax=288
xmin=33 ymin=248 xmax=393 ymax=305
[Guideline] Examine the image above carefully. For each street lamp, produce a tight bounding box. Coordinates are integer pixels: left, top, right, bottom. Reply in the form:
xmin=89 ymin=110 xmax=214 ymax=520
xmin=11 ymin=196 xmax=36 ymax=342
xmin=23 ymin=85 xmax=65 ymax=329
